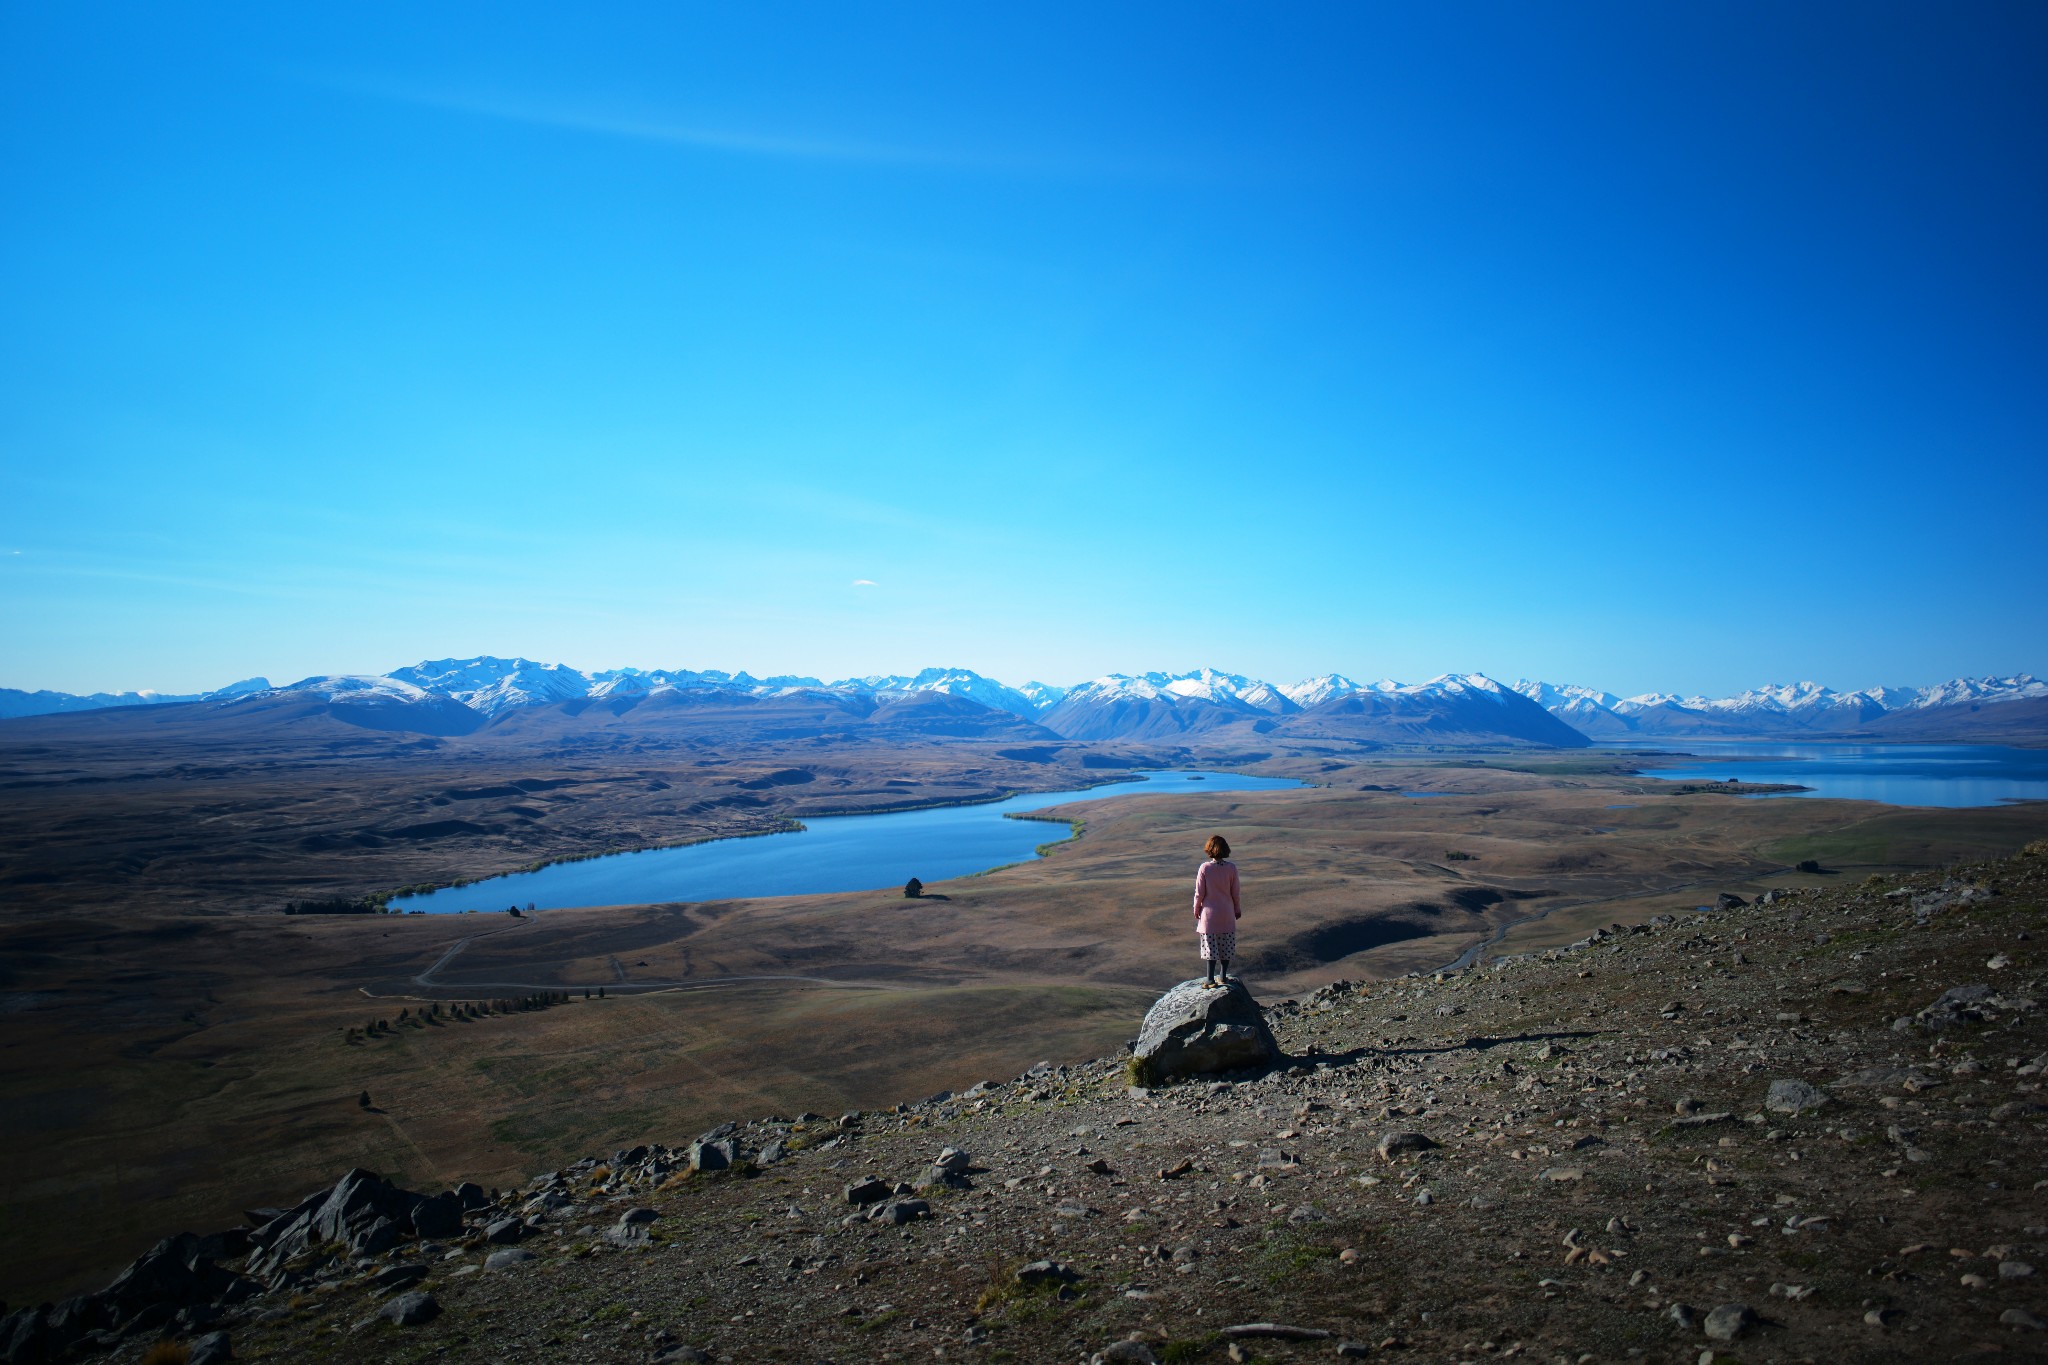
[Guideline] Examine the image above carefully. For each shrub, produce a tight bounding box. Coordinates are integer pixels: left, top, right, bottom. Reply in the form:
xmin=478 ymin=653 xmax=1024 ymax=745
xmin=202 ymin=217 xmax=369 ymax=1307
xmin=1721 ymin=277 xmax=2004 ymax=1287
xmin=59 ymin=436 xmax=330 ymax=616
xmin=140 ymin=1341 xmax=190 ymax=1365
xmin=1126 ymin=1054 xmax=1161 ymax=1089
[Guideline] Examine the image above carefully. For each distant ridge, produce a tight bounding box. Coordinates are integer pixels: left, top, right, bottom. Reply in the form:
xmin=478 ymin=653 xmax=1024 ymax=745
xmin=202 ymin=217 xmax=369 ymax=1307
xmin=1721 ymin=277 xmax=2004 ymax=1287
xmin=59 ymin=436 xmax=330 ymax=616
xmin=1508 ymin=674 xmax=2047 ymax=740
xmin=2 ymin=658 xmax=2042 ymax=745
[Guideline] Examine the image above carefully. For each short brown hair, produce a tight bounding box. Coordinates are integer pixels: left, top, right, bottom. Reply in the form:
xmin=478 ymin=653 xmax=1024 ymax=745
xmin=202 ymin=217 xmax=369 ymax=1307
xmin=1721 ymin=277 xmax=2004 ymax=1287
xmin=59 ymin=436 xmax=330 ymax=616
xmin=1204 ymin=835 xmax=1231 ymax=859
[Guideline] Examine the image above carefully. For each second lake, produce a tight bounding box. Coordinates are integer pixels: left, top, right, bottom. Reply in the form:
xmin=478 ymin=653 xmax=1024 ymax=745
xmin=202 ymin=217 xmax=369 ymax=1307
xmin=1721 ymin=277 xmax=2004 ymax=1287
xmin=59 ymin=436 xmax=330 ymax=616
xmin=1635 ymin=740 xmax=2048 ymax=808
xmin=387 ymin=769 xmax=1304 ymax=913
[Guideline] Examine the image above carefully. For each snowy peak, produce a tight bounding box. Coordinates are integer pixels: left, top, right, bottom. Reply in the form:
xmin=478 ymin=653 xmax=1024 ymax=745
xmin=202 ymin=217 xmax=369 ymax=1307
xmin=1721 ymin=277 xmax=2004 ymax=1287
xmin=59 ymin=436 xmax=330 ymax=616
xmin=273 ymin=674 xmax=440 ymax=705
xmin=1279 ymin=674 xmax=1362 ymax=708
xmin=1906 ymin=674 xmax=2046 ymax=710
xmin=1517 ymin=672 xmax=2047 ymax=737
xmin=1511 ymin=680 xmax=1625 ymax=716
xmin=388 ymin=657 xmax=591 ymax=717
xmin=830 ymin=667 xmax=1043 ymax=717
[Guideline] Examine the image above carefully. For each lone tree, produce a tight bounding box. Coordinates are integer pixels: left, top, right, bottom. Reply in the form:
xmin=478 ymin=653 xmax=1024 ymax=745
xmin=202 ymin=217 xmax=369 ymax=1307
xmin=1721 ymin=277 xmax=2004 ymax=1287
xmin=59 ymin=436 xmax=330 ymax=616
xmin=357 ymin=1090 xmax=372 ymax=1109
xmin=903 ymin=877 xmax=923 ymax=899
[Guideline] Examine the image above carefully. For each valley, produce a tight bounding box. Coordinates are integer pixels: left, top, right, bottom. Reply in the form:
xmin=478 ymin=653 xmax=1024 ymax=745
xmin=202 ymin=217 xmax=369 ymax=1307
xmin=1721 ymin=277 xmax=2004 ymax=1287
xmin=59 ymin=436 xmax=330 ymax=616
xmin=5 ymin=712 xmax=2045 ymax=1310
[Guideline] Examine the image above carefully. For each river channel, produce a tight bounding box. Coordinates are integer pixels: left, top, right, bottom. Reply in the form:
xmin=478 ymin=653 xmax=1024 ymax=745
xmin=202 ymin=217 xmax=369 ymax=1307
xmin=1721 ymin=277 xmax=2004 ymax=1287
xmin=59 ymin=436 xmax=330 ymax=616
xmin=387 ymin=769 xmax=1303 ymax=913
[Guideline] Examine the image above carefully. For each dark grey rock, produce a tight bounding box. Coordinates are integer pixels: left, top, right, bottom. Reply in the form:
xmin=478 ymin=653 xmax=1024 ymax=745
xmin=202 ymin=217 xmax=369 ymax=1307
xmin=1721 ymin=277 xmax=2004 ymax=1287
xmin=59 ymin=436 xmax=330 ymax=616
xmin=1908 ymin=982 xmax=1997 ymax=1032
xmin=376 ymin=1291 xmax=439 ymax=1327
xmin=484 ymin=1248 xmax=536 ymax=1270
xmin=1093 ymin=1341 xmax=1157 ymax=1363
xmin=454 ymin=1182 xmax=491 ymax=1211
xmin=370 ymin=1264 xmax=428 ymax=1294
xmin=1132 ymin=980 xmax=1281 ymax=1082
xmin=1376 ymin=1131 xmax=1439 ymax=1160
xmin=1220 ymin=1323 xmax=1333 ymax=1341
xmin=756 ymin=1139 xmax=788 ymax=1165
xmin=1703 ymin=1303 xmax=1757 ymax=1342
xmin=188 ymin=1329 xmax=232 ymax=1365
xmin=844 ymin=1178 xmax=891 ymax=1206
xmin=1016 ymin=1260 xmax=1080 ymax=1285
xmin=410 ymin=1192 xmax=463 ymax=1240
xmin=482 ymin=1217 xmax=524 ymax=1245
xmin=869 ymin=1198 xmax=930 ymax=1226
xmin=1765 ymin=1079 xmax=1830 ymax=1114
xmin=689 ymin=1138 xmax=736 ymax=1173
xmin=349 ymin=1216 xmax=400 ymax=1257
xmin=2 ymin=1306 xmax=48 ymax=1365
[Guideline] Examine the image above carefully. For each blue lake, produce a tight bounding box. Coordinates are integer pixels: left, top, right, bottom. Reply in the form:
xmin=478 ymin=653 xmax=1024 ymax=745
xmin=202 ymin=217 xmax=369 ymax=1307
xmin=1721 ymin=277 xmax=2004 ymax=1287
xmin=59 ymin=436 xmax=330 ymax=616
xmin=1633 ymin=741 xmax=2048 ymax=809
xmin=388 ymin=769 xmax=1304 ymax=913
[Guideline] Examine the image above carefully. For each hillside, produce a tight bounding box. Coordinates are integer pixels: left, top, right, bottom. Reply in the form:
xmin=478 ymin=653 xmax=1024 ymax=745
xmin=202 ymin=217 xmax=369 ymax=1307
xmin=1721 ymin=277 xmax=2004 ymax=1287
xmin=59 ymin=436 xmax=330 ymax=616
xmin=17 ymin=848 xmax=2048 ymax=1364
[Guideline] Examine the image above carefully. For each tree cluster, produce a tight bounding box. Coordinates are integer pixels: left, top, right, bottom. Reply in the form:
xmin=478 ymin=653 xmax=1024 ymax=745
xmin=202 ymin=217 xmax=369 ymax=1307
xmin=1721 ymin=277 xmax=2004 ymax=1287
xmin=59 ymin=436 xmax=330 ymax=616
xmin=283 ymin=896 xmax=385 ymax=915
xmin=343 ymin=993 xmax=579 ymax=1042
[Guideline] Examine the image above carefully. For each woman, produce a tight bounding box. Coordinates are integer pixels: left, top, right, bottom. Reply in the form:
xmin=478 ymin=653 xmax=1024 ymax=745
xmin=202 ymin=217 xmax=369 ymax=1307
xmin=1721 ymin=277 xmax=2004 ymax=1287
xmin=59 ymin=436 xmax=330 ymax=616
xmin=1192 ymin=834 xmax=1241 ymax=987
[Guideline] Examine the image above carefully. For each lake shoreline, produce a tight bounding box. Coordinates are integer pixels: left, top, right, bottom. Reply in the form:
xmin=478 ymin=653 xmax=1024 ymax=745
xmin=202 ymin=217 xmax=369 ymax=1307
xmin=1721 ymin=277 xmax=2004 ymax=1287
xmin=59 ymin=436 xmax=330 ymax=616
xmin=385 ymin=768 xmax=1301 ymax=914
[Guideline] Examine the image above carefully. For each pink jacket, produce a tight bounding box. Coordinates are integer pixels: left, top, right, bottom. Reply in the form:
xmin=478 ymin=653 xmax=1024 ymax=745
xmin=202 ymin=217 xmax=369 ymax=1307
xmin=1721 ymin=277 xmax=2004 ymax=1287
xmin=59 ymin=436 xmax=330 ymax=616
xmin=1192 ymin=858 xmax=1241 ymax=934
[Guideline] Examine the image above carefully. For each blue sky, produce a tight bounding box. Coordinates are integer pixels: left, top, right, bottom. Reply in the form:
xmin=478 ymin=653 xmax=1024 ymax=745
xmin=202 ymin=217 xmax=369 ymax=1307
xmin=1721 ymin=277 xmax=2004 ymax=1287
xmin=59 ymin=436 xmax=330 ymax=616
xmin=3 ymin=2 xmax=2043 ymax=698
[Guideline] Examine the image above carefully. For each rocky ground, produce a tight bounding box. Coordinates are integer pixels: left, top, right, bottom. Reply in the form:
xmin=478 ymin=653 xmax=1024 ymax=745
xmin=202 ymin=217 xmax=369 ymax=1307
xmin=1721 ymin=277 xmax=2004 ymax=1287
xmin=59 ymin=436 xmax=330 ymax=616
xmin=12 ymin=847 xmax=2048 ymax=1365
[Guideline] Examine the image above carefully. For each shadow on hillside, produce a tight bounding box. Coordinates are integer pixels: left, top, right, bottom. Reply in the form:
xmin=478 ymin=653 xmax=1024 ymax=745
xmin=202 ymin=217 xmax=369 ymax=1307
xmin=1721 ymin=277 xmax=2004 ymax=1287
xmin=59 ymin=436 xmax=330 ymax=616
xmin=1285 ymin=1029 xmax=1606 ymax=1069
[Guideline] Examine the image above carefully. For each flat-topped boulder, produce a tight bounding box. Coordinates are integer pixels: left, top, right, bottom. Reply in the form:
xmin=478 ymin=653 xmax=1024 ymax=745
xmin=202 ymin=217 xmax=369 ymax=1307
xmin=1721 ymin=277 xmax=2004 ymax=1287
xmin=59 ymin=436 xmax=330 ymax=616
xmin=1132 ymin=979 xmax=1281 ymax=1082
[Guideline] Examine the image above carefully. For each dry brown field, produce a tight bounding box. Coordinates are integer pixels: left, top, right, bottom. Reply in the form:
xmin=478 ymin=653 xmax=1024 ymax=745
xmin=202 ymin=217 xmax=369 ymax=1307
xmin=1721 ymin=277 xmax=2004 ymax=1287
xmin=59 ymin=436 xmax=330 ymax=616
xmin=4 ymin=736 xmax=2046 ymax=1311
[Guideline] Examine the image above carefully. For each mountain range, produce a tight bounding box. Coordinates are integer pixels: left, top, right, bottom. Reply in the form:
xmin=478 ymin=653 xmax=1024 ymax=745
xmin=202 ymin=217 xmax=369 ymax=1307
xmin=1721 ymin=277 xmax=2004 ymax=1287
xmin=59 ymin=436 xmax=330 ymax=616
xmin=1 ymin=658 xmax=2042 ymax=747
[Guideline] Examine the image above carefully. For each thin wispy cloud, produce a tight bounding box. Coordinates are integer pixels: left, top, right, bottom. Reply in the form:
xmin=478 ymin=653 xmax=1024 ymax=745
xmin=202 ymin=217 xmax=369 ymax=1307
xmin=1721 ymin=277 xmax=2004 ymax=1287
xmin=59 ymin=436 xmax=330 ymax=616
xmin=851 ymin=579 xmax=877 ymax=588
xmin=316 ymin=74 xmax=967 ymax=168
xmin=302 ymin=72 xmax=1202 ymax=181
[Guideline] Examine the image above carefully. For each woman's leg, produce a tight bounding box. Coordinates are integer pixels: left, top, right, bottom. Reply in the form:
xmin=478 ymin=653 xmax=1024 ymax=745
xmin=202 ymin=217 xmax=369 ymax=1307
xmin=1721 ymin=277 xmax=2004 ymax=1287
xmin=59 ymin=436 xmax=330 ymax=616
xmin=1220 ymin=957 xmax=1231 ymax=984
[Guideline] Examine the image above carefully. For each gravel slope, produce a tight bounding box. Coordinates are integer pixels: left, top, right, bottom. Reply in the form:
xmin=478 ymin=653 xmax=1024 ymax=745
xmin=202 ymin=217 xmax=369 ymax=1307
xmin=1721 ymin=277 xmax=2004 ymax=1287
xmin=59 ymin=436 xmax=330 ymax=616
xmin=51 ymin=850 xmax=2048 ymax=1364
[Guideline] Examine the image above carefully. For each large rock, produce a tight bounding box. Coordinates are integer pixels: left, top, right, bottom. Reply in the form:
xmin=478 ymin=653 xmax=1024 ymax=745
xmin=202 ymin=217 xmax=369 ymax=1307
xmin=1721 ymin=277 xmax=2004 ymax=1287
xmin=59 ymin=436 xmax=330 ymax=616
xmin=246 ymin=1169 xmax=427 ymax=1277
xmin=689 ymin=1138 xmax=736 ymax=1172
xmin=1132 ymin=980 xmax=1281 ymax=1083
xmin=409 ymin=1192 xmax=464 ymax=1240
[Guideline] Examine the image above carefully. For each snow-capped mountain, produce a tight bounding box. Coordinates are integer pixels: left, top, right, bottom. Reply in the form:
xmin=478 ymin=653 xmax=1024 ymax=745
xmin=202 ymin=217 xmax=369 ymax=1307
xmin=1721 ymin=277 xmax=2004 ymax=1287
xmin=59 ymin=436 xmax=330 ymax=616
xmin=5 ymin=659 xmax=2041 ymax=745
xmin=829 ymin=667 xmax=1051 ymax=718
xmin=387 ymin=657 xmax=591 ymax=716
xmin=1279 ymin=674 xmax=1366 ymax=708
xmin=1512 ymin=673 xmax=2046 ymax=738
xmin=0 ymin=676 xmax=270 ymax=720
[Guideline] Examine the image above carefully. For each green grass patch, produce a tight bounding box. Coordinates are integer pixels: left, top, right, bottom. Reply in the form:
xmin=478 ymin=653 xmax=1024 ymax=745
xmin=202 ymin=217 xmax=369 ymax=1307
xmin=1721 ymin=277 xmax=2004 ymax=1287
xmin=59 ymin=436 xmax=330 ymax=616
xmin=1255 ymin=1231 xmax=1337 ymax=1286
